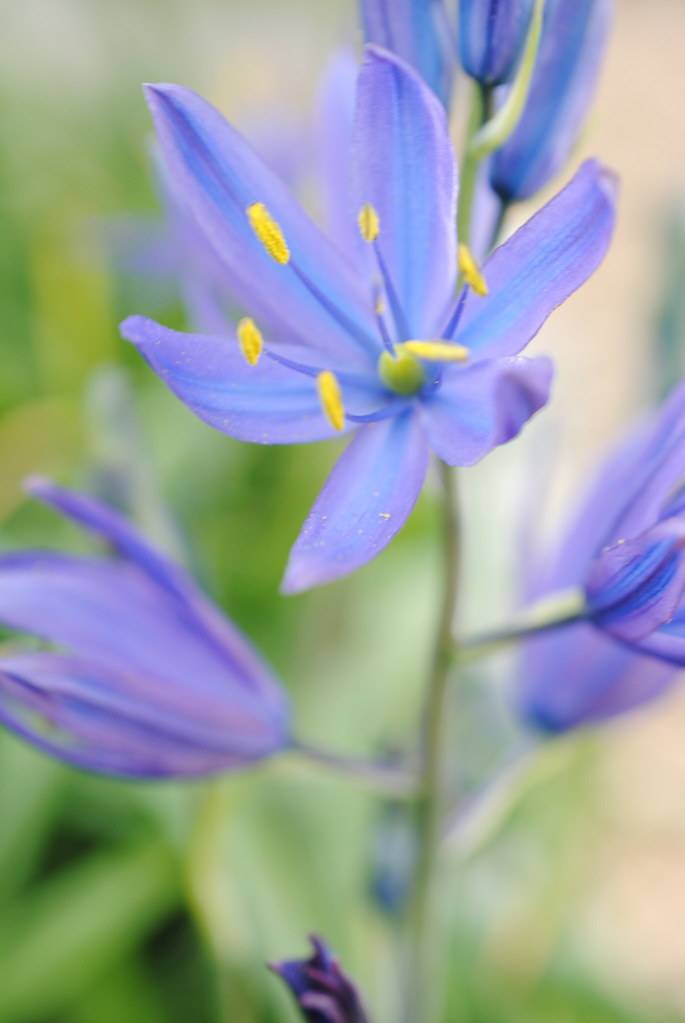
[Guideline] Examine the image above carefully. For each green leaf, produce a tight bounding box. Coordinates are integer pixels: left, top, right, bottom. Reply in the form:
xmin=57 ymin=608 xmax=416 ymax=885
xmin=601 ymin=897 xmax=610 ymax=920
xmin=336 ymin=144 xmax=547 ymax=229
xmin=0 ymin=838 xmax=180 ymax=1022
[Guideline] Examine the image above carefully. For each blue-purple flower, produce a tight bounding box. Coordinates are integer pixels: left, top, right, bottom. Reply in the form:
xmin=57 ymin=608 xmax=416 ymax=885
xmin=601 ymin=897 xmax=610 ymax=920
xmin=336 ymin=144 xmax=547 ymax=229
xmin=270 ymin=935 xmax=369 ymax=1023
xmin=121 ymin=46 xmax=616 ymax=593
xmin=459 ymin=0 xmax=534 ymax=86
xmin=0 ymin=478 xmax=289 ymax=778
xmin=359 ymin=0 xmax=454 ymax=107
xmin=518 ymin=382 xmax=685 ymax=733
xmin=491 ymin=0 xmax=614 ymax=202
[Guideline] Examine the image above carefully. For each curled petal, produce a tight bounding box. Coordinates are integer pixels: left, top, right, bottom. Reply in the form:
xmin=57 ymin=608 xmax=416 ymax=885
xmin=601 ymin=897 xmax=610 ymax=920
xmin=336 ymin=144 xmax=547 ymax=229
xmin=354 ymin=46 xmax=458 ymax=337
xmin=586 ymin=522 xmax=685 ymax=644
xmin=270 ymin=935 xmax=369 ymax=1023
xmin=421 ymin=356 xmax=553 ymax=466
xmin=457 ymin=160 xmax=617 ymax=360
xmin=282 ymin=413 xmax=429 ymax=593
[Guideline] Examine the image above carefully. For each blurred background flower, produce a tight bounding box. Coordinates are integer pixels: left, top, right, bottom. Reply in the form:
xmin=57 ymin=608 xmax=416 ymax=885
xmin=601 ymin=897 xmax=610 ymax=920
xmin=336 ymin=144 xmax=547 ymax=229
xmin=1 ymin=1 xmax=685 ymax=1021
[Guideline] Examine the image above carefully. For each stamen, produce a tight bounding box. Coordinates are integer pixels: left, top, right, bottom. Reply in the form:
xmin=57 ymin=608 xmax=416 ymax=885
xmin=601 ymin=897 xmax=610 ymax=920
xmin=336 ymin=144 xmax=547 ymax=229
xmin=441 ymin=286 xmax=468 ymax=339
xmin=247 ymin=202 xmax=378 ymax=354
xmin=317 ymin=371 xmax=345 ymax=432
xmin=372 ymin=283 xmax=395 ymax=355
xmin=290 ymin=263 xmax=377 ymax=353
xmin=372 ymin=243 xmax=411 ymax=342
xmin=246 ymin=203 xmax=290 ymax=264
xmin=357 ymin=203 xmax=410 ymax=341
xmin=458 ymin=244 xmax=488 ymax=297
xmin=236 ymin=317 xmax=263 ymax=366
xmin=358 ymin=202 xmax=380 ymax=243
xmin=404 ymin=340 xmax=470 ymax=363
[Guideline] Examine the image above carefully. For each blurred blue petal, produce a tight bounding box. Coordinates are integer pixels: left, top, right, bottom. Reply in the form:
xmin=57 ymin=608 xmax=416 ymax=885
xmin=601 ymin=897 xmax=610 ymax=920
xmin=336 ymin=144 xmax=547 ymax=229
xmin=459 ymin=0 xmax=534 ymax=86
xmin=518 ymin=382 xmax=685 ymax=731
xmin=586 ymin=524 xmax=685 ymax=642
xmin=360 ymin=0 xmax=455 ymax=107
xmin=491 ymin=0 xmax=613 ymax=201
xmin=0 ymin=482 xmax=289 ymax=778
xmin=316 ymin=50 xmax=363 ymax=262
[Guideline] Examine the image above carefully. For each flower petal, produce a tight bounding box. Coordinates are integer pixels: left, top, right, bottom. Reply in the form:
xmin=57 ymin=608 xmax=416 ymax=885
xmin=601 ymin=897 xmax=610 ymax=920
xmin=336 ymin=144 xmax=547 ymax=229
xmin=531 ymin=380 xmax=685 ymax=599
xmin=586 ymin=521 xmax=685 ymax=643
xmin=360 ymin=0 xmax=455 ymax=108
xmin=121 ymin=315 xmax=387 ymax=445
xmin=491 ymin=0 xmax=613 ymax=201
xmin=16 ymin=480 xmax=290 ymax=719
xmin=281 ymin=413 xmax=429 ymax=593
xmin=421 ymin=356 xmax=553 ymax=466
xmin=144 ymin=83 xmax=376 ymax=364
xmin=316 ymin=50 xmax=364 ymax=263
xmin=459 ymin=0 xmax=534 ymax=86
xmin=354 ymin=45 xmax=458 ymax=337
xmin=517 ymin=623 xmax=677 ymax=733
xmin=456 ymin=160 xmax=617 ymax=359
xmin=0 ymin=654 xmax=285 ymax=778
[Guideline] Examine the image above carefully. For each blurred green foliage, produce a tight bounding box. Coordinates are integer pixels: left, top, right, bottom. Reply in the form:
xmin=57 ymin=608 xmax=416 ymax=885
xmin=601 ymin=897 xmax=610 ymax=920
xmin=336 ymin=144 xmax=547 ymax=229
xmin=0 ymin=2 xmax=683 ymax=1021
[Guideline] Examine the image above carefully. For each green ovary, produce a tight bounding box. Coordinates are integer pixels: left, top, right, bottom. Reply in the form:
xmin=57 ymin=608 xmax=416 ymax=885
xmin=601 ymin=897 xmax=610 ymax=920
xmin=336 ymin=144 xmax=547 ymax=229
xmin=378 ymin=344 xmax=426 ymax=396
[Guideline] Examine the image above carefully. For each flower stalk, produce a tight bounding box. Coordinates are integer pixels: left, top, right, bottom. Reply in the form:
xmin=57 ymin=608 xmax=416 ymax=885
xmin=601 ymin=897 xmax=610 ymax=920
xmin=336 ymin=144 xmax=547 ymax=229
xmin=404 ymin=462 xmax=461 ymax=1022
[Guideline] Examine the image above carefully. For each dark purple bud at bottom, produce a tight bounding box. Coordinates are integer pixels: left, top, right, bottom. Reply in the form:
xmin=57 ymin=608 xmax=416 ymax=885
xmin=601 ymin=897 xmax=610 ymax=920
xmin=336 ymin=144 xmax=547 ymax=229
xmin=269 ymin=935 xmax=369 ymax=1023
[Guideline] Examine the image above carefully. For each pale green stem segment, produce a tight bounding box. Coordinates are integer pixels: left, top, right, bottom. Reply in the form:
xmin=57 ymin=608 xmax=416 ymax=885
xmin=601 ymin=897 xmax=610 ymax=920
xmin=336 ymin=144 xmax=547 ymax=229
xmin=455 ymin=587 xmax=587 ymax=664
xmin=290 ymin=741 xmax=418 ymax=798
xmin=457 ymin=0 xmax=545 ymax=248
xmin=467 ymin=0 xmax=546 ymax=161
xmin=403 ymin=463 xmax=461 ymax=1023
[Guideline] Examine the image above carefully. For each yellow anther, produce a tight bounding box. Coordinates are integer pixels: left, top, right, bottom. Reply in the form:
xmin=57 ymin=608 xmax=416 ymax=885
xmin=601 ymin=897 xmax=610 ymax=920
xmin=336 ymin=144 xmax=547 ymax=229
xmin=236 ymin=317 xmax=263 ymax=366
xmin=403 ymin=340 xmax=470 ymax=363
xmin=246 ymin=202 xmax=290 ymax=264
xmin=317 ymin=371 xmax=345 ymax=432
xmin=358 ymin=203 xmax=380 ymax=243
xmin=458 ymin=243 xmax=488 ymax=297
xmin=374 ymin=295 xmax=386 ymax=316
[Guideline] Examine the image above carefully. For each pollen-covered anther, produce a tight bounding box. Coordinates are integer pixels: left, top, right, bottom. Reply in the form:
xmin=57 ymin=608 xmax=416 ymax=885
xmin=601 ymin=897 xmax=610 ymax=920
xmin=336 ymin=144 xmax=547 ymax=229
xmin=458 ymin=243 xmax=488 ymax=297
xmin=404 ymin=340 xmax=470 ymax=363
xmin=317 ymin=371 xmax=345 ymax=432
xmin=236 ymin=317 xmax=263 ymax=366
xmin=358 ymin=203 xmax=380 ymax=243
xmin=246 ymin=202 xmax=290 ymax=264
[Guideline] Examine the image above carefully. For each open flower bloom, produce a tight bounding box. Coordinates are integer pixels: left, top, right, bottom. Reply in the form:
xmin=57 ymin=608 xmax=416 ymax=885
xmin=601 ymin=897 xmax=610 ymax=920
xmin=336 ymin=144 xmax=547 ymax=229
xmin=121 ymin=46 xmax=616 ymax=593
xmin=0 ymin=479 xmax=290 ymax=778
xmin=360 ymin=0 xmax=455 ymax=108
xmin=491 ymin=0 xmax=614 ymax=202
xmin=270 ymin=935 xmax=369 ymax=1023
xmin=518 ymin=382 xmax=685 ymax=732
xmin=459 ymin=0 xmax=534 ymax=86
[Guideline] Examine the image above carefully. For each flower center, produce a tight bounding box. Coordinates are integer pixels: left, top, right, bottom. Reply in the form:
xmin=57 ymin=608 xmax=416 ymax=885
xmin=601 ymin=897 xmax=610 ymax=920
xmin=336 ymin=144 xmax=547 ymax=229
xmin=378 ymin=345 xmax=426 ymax=396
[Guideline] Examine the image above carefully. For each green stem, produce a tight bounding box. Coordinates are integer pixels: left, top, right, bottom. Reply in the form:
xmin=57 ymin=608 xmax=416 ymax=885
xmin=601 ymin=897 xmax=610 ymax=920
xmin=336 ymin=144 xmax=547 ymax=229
xmin=455 ymin=589 xmax=587 ymax=664
xmin=457 ymin=84 xmax=492 ymax=249
xmin=404 ymin=463 xmax=461 ymax=1022
xmin=290 ymin=741 xmax=418 ymax=798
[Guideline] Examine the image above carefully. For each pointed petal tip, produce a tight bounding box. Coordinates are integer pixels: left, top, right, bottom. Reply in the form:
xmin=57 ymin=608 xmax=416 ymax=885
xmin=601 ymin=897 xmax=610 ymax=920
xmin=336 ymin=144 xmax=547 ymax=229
xmin=23 ymin=474 xmax=53 ymax=499
xmin=119 ymin=314 xmax=152 ymax=344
